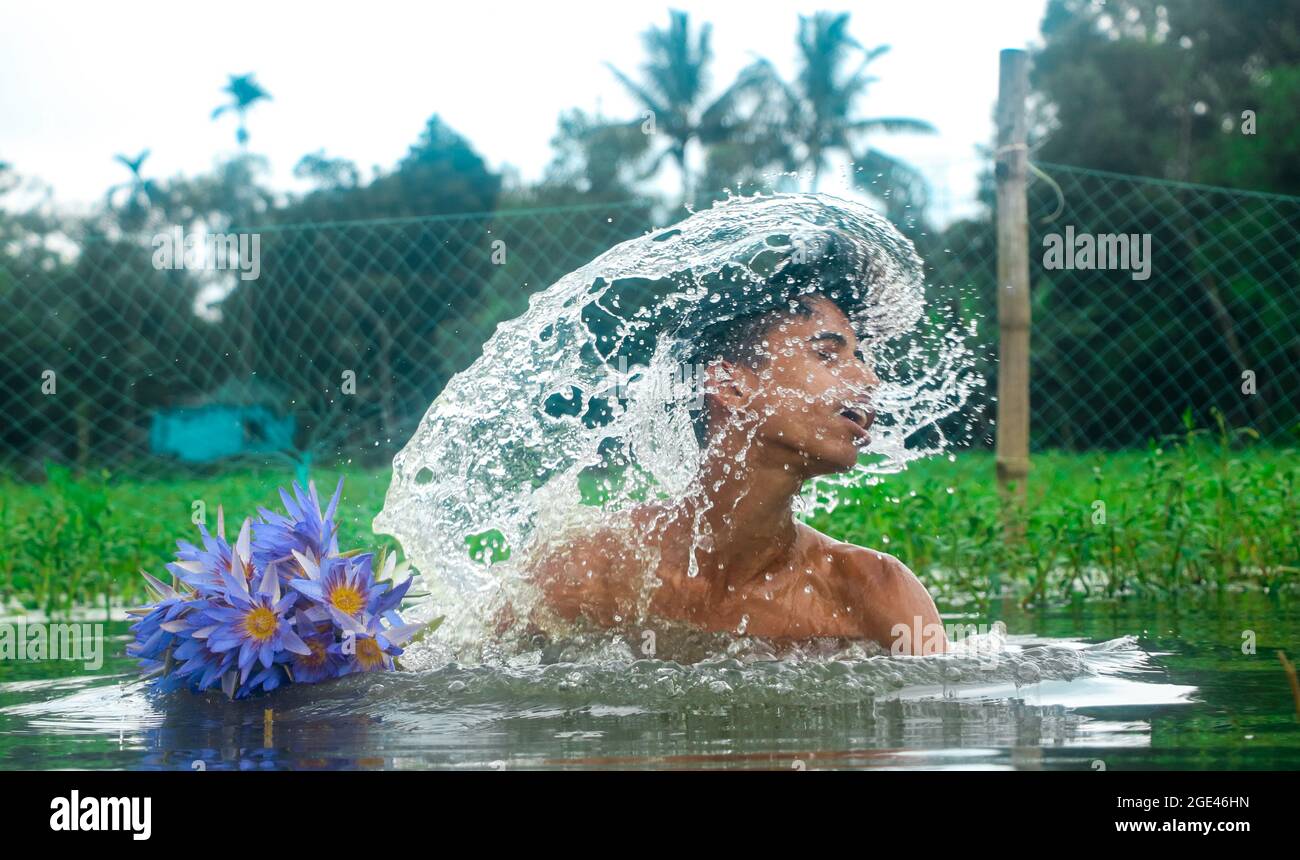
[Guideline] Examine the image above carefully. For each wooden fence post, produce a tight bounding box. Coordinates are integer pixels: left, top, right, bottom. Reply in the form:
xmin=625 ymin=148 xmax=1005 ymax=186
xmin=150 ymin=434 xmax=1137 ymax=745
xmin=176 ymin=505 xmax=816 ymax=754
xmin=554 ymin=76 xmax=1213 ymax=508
xmin=995 ymin=48 xmax=1031 ymax=538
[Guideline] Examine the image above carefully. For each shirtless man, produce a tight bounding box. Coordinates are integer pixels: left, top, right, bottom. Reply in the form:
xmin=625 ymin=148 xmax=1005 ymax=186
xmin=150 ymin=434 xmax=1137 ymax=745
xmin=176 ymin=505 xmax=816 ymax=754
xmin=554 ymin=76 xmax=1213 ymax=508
xmin=520 ymin=290 xmax=946 ymax=654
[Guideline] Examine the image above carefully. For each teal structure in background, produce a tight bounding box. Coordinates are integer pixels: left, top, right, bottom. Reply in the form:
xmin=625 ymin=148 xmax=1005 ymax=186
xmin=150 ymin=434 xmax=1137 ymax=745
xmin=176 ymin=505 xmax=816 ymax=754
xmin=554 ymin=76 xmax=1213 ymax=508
xmin=149 ymin=379 xmax=294 ymax=463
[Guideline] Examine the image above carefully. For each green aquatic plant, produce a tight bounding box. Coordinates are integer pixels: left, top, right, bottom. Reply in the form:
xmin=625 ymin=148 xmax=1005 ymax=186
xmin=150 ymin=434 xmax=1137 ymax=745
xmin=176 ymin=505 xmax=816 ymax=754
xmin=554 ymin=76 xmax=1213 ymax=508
xmin=807 ymin=414 xmax=1298 ymax=610
xmin=1 ymin=418 xmax=1295 ymax=614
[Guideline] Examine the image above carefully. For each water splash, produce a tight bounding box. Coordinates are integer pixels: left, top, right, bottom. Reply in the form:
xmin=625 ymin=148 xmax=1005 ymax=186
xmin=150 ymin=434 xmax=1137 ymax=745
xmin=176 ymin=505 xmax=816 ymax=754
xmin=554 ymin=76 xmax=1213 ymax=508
xmin=2 ymin=636 xmax=1162 ymax=726
xmin=374 ymin=193 xmax=981 ymax=657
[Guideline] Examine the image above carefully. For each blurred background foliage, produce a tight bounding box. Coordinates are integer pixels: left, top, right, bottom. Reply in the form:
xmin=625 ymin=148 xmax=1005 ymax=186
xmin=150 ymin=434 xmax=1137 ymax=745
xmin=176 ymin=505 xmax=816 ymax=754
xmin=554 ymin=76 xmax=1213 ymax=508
xmin=1 ymin=1 xmax=1298 ymax=482
xmin=1 ymin=1 xmax=1298 ymax=607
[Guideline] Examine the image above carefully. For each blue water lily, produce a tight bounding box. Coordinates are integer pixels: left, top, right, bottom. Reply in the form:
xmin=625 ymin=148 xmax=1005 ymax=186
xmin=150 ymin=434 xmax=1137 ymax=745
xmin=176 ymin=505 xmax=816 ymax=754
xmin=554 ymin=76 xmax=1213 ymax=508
xmin=130 ymin=478 xmax=427 ymax=700
xmin=288 ymin=613 xmax=349 ymax=683
xmin=331 ymin=611 xmax=426 ymax=674
xmin=288 ymin=552 xmax=383 ymax=620
xmin=253 ymin=478 xmax=343 ymax=571
xmin=126 ymin=572 xmax=189 ymax=658
xmin=206 ymin=559 xmax=311 ymax=684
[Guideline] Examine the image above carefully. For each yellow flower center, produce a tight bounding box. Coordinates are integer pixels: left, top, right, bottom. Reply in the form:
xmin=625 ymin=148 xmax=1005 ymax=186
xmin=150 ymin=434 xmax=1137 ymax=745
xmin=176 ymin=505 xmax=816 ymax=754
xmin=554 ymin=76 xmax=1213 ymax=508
xmin=300 ymin=638 xmax=327 ymax=668
xmin=330 ymin=584 xmax=364 ymax=616
xmin=356 ymin=637 xmax=384 ymax=670
xmin=244 ymin=606 xmax=278 ymax=642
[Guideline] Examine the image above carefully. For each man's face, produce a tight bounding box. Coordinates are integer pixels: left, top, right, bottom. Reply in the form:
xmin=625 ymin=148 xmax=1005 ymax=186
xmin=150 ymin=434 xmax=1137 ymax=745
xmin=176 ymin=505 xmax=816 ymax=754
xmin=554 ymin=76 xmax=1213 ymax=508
xmin=716 ymin=295 xmax=879 ymax=474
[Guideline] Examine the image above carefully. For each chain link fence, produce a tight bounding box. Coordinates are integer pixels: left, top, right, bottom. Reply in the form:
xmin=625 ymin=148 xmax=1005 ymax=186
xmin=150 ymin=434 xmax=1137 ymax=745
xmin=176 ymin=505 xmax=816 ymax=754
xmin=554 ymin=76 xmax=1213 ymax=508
xmin=924 ymin=162 xmax=1300 ymax=451
xmin=0 ymin=201 xmax=655 ymax=478
xmin=1 ymin=163 xmax=1297 ymax=479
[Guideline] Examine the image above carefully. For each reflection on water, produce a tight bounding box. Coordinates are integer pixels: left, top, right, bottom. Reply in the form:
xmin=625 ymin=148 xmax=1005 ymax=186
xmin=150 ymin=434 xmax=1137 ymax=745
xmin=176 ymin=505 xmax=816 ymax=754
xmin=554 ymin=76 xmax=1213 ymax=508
xmin=1 ymin=592 xmax=1296 ymax=770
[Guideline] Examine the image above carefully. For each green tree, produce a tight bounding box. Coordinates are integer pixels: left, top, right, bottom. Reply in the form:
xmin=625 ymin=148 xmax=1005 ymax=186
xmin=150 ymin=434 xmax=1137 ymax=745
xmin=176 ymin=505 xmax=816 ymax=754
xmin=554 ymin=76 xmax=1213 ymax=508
xmin=1032 ymin=0 xmax=1300 ymax=191
xmin=106 ymin=150 xmax=157 ymax=231
xmin=212 ymin=73 xmax=271 ymax=148
xmin=212 ymin=116 xmax=504 ymax=460
xmin=607 ymin=10 xmax=773 ymax=206
xmin=294 ymin=150 xmax=361 ymax=191
xmin=531 ymin=108 xmax=653 ymax=205
xmin=788 ymin=12 xmax=935 ymax=193
xmin=1025 ymin=0 xmax=1300 ymax=442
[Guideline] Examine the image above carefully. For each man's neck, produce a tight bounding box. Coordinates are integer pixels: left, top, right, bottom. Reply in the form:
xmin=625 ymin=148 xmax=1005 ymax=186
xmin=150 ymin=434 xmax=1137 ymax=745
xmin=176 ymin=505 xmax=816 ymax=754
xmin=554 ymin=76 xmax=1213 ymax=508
xmin=683 ymin=437 xmax=807 ymax=589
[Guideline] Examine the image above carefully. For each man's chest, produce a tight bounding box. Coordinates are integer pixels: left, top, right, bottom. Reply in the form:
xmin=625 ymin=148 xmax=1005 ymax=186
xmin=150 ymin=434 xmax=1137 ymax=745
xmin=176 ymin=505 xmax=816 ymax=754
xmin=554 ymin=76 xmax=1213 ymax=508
xmin=646 ymin=565 xmax=864 ymax=639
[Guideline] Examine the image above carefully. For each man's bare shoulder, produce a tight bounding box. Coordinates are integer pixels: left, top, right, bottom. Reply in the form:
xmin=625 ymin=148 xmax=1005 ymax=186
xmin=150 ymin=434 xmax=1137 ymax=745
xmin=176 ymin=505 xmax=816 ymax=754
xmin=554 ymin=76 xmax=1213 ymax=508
xmin=805 ymin=527 xmax=943 ymax=646
xmin=526 ymin=508 xmax=663 ymax=625
xmin=796 ymin=525 xmax=899 ymax=587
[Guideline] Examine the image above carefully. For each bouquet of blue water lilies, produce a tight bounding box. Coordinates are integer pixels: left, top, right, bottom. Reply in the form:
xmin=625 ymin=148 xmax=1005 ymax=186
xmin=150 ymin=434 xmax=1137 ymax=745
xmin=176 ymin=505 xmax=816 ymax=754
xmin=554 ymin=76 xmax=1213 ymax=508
xmin=128 ymin=478 xmax=428 ymax=699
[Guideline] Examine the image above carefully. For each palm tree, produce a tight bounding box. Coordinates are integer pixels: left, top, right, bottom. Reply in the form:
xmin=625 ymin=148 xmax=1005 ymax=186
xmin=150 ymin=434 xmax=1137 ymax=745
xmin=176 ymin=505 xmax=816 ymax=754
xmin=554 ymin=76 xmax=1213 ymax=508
xmin=212 ymin=74 xmax=271 ymax=147
xmin=789 ymin=12 xmax=935 ymax=193
xmin=106 ymin=150 xmax=157 ymax=230
xmin=607 ymin=10 xmax=771 ymax=205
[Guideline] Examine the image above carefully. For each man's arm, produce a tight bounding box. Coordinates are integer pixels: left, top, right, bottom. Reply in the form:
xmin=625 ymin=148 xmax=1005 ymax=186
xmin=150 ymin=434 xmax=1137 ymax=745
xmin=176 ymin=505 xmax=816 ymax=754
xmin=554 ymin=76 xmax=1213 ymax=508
xmin=517 ymin=529 xmax=635 ymax=629
xmin=489 ymin=535 xmax=604 ymax=637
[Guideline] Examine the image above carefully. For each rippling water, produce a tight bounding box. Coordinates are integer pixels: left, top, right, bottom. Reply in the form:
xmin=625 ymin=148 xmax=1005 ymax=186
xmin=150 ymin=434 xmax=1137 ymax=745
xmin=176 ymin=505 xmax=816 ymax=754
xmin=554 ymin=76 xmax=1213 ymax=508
xmin=3 ymin=594 xmax=1295 ymax=770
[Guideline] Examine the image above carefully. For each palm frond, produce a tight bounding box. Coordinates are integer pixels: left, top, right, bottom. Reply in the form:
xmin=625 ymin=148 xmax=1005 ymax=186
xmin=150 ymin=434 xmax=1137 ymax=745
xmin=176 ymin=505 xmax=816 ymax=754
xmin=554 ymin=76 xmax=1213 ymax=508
xmin=852 ymin=146 xmax=930 ymax=217
xmin=851 ymin=117 xmax=937 ymax=135
xmin=698 ymin=58 xmax=783 ymax=143
xmin=605 ymin=62 xmax=668 ymax=118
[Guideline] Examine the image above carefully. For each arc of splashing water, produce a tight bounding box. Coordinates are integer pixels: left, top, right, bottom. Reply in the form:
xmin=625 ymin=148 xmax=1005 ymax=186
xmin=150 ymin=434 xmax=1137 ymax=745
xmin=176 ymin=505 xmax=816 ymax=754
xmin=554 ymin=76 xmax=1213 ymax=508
xmin=373 ymin=193 xmax=983 ymax=655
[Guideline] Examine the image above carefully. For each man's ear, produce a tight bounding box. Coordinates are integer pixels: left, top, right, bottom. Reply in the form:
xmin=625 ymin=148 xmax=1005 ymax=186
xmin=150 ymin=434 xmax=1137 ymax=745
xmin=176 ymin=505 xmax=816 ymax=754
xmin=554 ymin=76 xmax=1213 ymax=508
xmin=704 ymin=359 xmax=752 ymax=407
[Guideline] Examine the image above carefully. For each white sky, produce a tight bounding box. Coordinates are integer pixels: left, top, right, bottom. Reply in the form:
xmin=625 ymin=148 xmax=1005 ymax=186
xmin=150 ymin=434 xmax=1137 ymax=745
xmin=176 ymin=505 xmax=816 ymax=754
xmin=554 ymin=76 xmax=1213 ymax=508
xmin=2 ymin=0 xmax=1045 ymax=222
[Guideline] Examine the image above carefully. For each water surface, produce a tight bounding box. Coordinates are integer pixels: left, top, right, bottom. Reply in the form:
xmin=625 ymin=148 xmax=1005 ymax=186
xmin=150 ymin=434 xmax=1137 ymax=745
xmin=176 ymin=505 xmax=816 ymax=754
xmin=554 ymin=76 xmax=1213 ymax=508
xmin=2 ymin=591 xmax=1295 ymax=770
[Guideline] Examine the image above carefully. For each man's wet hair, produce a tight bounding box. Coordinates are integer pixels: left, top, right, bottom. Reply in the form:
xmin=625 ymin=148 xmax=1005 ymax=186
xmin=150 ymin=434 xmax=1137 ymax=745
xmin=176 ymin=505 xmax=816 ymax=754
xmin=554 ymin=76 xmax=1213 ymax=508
xmin=573 ymin=227 xmax=878 ymax=444
xmin=680 ymin=230 xmax=874 ymax=446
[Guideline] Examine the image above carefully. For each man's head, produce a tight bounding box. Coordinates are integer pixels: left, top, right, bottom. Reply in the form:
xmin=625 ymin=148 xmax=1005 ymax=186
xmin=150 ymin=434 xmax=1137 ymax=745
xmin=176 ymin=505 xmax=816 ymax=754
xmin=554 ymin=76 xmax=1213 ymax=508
xmin=689 ymin=292 xmax=879 ymax=475
xmin=577 ymin=216 xmax=896 ymax=473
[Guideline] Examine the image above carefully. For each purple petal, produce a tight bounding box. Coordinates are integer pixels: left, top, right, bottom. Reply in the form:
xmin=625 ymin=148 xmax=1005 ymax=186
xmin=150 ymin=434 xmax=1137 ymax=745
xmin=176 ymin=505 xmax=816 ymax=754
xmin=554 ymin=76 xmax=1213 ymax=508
xmin=238 ymin=640 xmax=259 ymax=670
xmin=279 ymin=627 xmax=312 ymax=656
xmin=325 ymin=476 xmax=344 ymax=522
xmin=288 ymin=579 xmax=326 ymax=601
